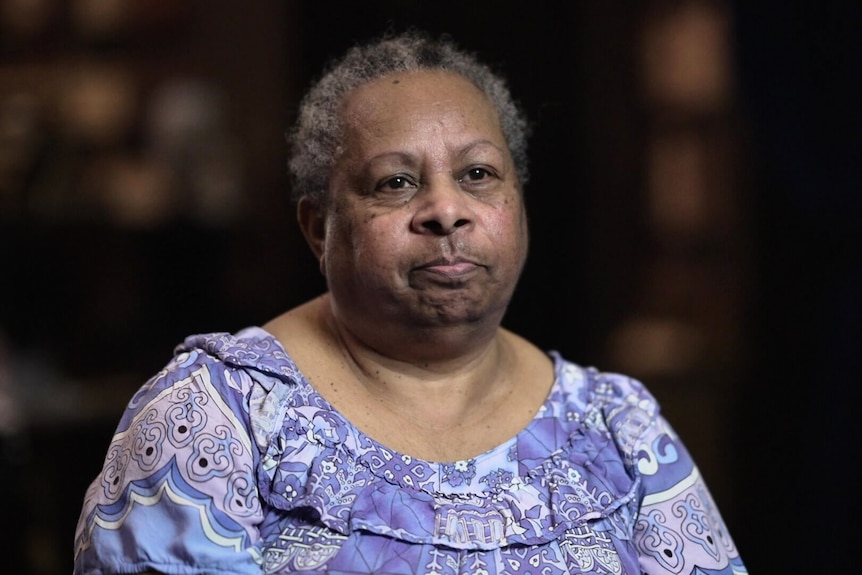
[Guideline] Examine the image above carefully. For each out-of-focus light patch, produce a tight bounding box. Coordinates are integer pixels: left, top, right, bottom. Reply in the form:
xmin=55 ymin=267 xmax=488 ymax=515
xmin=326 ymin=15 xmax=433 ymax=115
xmin=98 ymin=154 xmax=175 ymax=227
xmin=640 ymin=2 xmax=731 ymax=110
xmin=145 ymin=79 xmax=242 ymax=226
xmin=607 ymin=316 xmax=706 ymax=378
xmin=55 ymin=61 xmax=138 ymax=146
xmin=647 ymin=131 xmax=709 ymax=236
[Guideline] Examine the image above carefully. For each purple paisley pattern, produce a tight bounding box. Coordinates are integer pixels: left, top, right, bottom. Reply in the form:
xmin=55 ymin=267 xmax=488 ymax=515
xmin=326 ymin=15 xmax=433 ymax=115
xmin=74 ymin=327 xmax=746 ymax=575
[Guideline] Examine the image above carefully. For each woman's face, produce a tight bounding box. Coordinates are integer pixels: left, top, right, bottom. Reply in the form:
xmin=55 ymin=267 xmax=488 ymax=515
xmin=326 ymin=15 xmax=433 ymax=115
xmin=307 ymin=69 xmax=528 ymax=335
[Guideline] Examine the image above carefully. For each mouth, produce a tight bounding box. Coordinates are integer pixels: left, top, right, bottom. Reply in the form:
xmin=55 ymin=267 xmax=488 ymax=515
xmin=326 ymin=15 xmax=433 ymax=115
xmin=414 ymin=257 xmax=481 ymax=282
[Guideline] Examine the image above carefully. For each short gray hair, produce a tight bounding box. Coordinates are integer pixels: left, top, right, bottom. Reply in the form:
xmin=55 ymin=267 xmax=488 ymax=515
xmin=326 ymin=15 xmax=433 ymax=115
xmin=286 ymin=30 xmax=531 ymax=204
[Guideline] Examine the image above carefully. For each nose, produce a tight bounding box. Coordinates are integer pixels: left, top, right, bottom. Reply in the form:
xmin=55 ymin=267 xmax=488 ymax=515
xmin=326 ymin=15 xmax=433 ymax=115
xmin=410 ymin=176 xmax=474 ymax=235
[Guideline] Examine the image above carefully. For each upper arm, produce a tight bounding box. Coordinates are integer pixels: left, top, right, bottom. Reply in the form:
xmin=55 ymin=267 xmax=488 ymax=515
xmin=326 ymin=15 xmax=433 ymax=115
xmin=600 ymin=372 xmax=746 ymax=574
xmin=73 ymin=355 xmax=265 ymax=574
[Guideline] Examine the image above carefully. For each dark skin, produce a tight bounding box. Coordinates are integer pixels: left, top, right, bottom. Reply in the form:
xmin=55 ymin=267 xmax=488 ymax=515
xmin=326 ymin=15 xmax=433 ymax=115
xmin=265 ymin=70 xmax=553 ymax=462
xmin=307 ymin=70 xmax=528 ymax=361
xmin=137 ymin=68 xmax=554 ymax=574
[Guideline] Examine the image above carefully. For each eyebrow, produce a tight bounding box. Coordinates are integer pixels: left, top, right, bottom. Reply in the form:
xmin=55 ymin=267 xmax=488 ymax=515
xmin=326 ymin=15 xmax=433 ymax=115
xmin=364 ymin=151 xmax=417 ymax=166
xmin=363 ymin=140 xmax=506 ymax=166
xmin=455 ymin=139 xmax=507 ymax=160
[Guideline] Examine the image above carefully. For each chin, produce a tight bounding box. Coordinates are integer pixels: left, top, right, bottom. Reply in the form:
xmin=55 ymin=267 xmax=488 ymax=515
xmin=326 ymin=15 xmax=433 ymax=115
xmin=413 ymin=293 xmax=506 ymax=326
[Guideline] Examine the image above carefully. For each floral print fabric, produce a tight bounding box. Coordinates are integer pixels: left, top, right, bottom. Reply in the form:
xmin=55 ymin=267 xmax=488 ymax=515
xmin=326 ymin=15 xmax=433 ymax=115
xmin=74 ymin=327 xmax=746 ymax=574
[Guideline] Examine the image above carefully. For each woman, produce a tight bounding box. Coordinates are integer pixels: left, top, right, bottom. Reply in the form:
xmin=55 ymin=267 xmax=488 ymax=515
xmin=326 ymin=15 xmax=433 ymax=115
xmin=73 ymin=31 xmax=746 ymax=575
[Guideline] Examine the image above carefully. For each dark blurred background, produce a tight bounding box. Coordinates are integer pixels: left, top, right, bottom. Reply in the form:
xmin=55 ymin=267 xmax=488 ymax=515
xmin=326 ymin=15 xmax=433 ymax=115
xmin=0 ymin=1 xmax=858 ymax=573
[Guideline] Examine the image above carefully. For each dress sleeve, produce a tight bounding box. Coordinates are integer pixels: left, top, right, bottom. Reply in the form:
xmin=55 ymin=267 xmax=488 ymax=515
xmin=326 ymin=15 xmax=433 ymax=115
xmin=600 ymin=372 xmax=747 ymax=575
xmin=73 ymin=349 xmax=265 ymax=575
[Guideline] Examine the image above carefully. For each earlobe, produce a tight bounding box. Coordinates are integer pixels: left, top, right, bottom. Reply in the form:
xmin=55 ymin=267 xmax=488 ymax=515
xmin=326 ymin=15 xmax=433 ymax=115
xmin=297 ymin=196 xmax=326 ymax=270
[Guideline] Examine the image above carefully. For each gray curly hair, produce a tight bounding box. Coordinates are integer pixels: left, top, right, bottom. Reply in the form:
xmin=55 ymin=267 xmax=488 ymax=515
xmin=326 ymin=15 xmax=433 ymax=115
xmin=286 ymin=30 xmax=531 ymax=204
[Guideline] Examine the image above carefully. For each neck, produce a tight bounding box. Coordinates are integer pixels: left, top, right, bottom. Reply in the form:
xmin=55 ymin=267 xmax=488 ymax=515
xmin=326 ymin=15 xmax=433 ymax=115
xmin=325 ymin=293 xmax=507 ymax=366
xmin=263 ymin=293 xmax=553 ymax=462
xmin=318 ymin=294 xmax=515 ymax=418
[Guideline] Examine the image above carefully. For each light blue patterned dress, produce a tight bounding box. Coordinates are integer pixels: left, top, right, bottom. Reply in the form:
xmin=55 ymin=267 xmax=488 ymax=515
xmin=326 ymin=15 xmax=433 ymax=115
xmin=74 ymin=327 xmax=747 ymax=575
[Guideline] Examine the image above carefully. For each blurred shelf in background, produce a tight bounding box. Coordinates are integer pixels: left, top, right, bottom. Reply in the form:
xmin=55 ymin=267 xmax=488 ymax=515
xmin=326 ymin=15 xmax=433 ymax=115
xmin=1 ymin=2 xmax=303 ymax=573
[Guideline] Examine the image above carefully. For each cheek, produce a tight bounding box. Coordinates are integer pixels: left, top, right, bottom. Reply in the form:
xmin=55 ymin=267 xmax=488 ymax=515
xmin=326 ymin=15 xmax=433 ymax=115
xmin=322 ymin=214 xmax=356 ymax=266
xmin=488 ymin=206 xmax=526 ymax=244
xmin=326 ymin=213 xmax=401 ymax=267
xmin=491 ymin=206 xmax=529 ymax=268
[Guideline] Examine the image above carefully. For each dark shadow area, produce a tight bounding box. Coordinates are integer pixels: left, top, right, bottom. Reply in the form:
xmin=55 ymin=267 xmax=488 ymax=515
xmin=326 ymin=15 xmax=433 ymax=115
xmin=731 ymin=1 xmax=862 ymax=571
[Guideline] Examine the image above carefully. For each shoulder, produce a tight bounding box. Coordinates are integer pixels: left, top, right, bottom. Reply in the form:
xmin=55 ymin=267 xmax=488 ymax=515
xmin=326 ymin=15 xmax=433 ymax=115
xmin=82 ymin=327 xmax=308 ymax=511
xmin=74 ymin=328 xmax=292 ymax=572
xmin=503 ymin=333 xmax=658 ymax=421
xmin=117 ymin=327 xmax=302 ymax=435
xmin=175 ymin=326 xmax=301 ymax=381
xmin=549 ymin=352 xmax=658 ymax=414
xmin=549 ymin=353 xmax=669 ymax=462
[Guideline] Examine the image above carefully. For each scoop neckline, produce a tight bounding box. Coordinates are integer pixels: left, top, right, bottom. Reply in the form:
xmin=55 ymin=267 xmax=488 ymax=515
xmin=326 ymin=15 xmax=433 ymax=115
xmin=245 ymin=325 xmax=565 ymax=468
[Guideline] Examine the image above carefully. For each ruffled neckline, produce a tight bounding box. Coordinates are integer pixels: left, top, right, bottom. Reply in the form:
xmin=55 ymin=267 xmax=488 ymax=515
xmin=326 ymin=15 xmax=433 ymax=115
xmin=182 ymin=327 xmax=640 ymax=550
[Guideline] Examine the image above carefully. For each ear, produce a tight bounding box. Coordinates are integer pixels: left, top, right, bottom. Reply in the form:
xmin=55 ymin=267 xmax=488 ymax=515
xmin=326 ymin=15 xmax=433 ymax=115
xmin=297 ymin=196 xmax=326 ymax=275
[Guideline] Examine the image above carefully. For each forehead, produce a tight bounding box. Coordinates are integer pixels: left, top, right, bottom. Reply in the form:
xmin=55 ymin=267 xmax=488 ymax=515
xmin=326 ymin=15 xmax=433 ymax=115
xmin=341 ymin=69 xmax=502 ymax=137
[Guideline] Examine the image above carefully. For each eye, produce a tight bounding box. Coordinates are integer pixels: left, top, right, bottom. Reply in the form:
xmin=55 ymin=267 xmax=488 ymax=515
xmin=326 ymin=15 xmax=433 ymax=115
xmin=460 ymin=167 xmax=494 ymax=183
xmin=375 ymin=175 xmax=417 ymax=192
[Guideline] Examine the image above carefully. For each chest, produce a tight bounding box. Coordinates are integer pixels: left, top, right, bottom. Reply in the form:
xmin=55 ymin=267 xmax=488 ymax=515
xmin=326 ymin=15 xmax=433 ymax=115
xmin=317 ymin=374 xmax=544 ymax=462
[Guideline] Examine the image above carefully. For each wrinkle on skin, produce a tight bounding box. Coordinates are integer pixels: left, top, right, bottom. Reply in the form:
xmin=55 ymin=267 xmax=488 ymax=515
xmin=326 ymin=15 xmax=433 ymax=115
xmin=302 ymin=69 xmax=528 ymax=363
xmin=269 ymin=70 xmax=553 ymax=462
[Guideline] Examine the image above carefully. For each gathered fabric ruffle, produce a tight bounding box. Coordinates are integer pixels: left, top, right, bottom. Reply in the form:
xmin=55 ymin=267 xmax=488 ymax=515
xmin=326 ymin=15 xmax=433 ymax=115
xmin=250 ymin=357 xmax=641 ymax=553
